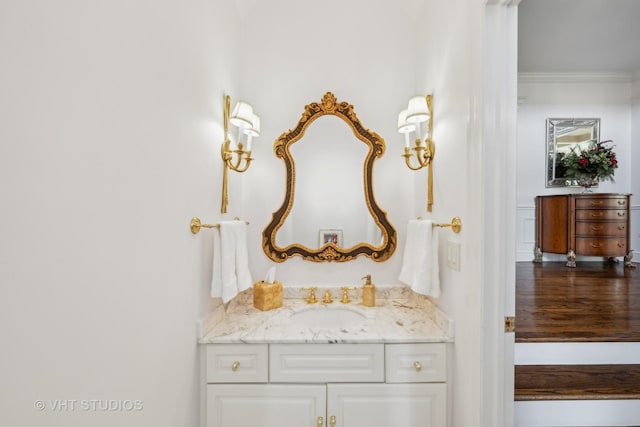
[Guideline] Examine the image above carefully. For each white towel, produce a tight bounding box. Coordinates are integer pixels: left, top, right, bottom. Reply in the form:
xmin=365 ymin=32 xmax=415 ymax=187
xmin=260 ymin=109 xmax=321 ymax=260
xmin=398 ymin=219 xmax=440 ymax=297
xmin=228 ymin=221 xmax=252 ymax=293
xmin=211 ymin=221 xmax=252 ymax=303
xmin=211 ymin=226 xmax=223 ymax=299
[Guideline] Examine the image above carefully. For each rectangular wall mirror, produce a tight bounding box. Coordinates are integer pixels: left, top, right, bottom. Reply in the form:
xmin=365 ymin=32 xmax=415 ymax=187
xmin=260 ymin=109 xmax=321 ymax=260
xmin=546 ymin=118 xmax=600 ymax=187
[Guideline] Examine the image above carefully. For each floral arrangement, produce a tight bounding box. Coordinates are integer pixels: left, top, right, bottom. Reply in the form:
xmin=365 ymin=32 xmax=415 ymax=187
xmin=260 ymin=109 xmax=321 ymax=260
xmin=561 ymin=139 xmax=618 ymax=185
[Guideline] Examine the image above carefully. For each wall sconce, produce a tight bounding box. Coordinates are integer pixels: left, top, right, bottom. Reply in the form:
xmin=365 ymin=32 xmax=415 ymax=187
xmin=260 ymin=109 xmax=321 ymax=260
xmin=221 ymin=94 xmax=260 ymax=213
xmin=397 ymin=94 xmax=435 ymax=212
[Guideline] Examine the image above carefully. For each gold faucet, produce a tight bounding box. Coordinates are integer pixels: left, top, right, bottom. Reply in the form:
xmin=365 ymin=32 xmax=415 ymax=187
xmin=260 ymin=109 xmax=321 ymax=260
xmin=303 ymin=287 xmax=317 ymax=304
xmin=340 ymin=286 xmax=357 ymax=304
xmin=322 ymin=290 xmax=334 ymax=304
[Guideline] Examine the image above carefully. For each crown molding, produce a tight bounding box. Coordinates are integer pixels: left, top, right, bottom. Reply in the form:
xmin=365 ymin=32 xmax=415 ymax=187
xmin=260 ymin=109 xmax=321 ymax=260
xmin=484 ymin=0 xmax=522 ymax=5
xmin=518 ymin=72 xmax=633 ymax=84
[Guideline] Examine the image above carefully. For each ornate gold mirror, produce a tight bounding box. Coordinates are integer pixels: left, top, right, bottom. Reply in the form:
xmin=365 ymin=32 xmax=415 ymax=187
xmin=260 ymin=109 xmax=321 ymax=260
xmin=262 ymin=92 xmax=396 ymax=262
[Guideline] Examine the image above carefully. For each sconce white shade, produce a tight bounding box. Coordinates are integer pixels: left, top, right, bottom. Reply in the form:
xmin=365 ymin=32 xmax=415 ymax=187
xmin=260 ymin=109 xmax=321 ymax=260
xmin=244 ymin=113 xmax=261 ymax=137
xmin=406 ymin=96 xmax=430 ymax=123
xmin=230 ymin=101 xmax=254 ymax=129
xmin=397 ymin=109 xmax=416 ymax=134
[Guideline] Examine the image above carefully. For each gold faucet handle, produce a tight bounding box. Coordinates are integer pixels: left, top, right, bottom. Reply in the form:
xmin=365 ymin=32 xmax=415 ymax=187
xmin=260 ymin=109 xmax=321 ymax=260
xmin=340 ymin=286 xmax=357 ymax=304
xmin=322 ymin=290 xmax=334 ymax=304
xmin=302 ymin=287 xmax=317 ymax=304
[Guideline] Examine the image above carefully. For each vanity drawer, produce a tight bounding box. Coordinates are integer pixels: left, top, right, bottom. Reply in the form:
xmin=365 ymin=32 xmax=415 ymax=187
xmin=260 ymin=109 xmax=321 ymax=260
xmin=269 ymin=344 xmax=384 ymax=383
xmin=575 ymin=197 xmax=628 ymax=209
xmin=575 ymin=222 xmax=627 ymax=237
xmin=385 ymin=343 xmax=446 ymax=383
xmin=575 ymin=237 xmax=627 ymax=257
xmin=575 ymin=209 xmax=627 ymax=221
xmin=206 ymin=344 xmax=268 ymax=383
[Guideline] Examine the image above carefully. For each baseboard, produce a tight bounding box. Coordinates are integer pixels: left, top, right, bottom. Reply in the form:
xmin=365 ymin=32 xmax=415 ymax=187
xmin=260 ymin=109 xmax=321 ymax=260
xmin=515 ymin=400 xmax=640 ymax=427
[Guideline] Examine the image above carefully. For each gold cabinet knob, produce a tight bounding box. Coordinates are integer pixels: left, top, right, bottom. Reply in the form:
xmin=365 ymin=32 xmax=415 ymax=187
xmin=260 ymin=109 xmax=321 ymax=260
xmin=317 ymin=416 xmax=324 ymax=427
xmin=413 ymin=361 xmax=422 ymax=372
xmin=231 ymin=361 xmax=240 ymax=372
xmin=330 ymin=415 xmax=336 ymax=427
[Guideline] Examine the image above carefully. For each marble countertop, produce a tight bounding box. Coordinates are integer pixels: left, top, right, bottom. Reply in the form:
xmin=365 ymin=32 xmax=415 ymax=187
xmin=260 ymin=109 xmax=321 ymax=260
xmin=199 ymin=287 xmax=453 ymax=344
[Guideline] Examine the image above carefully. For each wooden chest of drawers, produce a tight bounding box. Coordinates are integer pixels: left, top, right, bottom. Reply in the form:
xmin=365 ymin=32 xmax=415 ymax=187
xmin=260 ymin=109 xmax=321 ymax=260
xmin=534 ymin=193 xmax=633 ymax=267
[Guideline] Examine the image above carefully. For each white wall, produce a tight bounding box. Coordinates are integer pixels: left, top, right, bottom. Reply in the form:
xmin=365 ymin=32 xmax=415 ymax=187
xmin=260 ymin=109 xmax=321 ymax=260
xmin=234 ymin=0 xmax=415 ymax=287
xmin=632 ymin=72 xmax=640 ymax=257
xmin=516 ymin=73 xmax=636 ymax=261
xmin=0 ymin=1 xmax=238 ymax=426
xmin=227 ymin=1 xmax=485 ymax=426
xmin=0 ymin=0 xmax=491 ymax=426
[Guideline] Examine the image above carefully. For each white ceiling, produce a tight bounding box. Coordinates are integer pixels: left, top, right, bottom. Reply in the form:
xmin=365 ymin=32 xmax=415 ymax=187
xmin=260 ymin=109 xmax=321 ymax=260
xmin=518 ymin=0 xmax=640 ymax=73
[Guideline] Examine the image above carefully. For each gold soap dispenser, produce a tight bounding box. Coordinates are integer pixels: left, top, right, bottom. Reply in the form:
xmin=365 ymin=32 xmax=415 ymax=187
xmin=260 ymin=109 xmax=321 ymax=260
xmin=361 ymin=274 xmax=376 ymax=307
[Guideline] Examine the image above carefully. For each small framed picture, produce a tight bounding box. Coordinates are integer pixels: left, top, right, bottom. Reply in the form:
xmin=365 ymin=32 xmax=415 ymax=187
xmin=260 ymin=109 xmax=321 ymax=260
xmin=319 ymin=229 xmax=343 ymax=246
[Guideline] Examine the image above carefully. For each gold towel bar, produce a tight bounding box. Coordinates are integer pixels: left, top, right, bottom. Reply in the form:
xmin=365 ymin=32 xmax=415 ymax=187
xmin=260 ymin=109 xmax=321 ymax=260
xmin=190 ymin=217 xmax=249 ymax=234
xmin=417 ymin=216 xmax=462 ymax=234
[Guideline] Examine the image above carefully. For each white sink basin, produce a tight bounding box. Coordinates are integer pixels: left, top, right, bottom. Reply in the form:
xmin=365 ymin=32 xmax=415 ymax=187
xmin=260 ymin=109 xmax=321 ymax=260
xmin=289 ymin=307 xmax=366 ymax=329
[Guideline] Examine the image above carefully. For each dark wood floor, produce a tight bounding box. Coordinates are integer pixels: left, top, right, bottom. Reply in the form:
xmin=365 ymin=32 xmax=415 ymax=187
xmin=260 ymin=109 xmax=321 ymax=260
xmin=515 ymin=364 xmax=640 ymax=400
xmin=516 ymin=261 xmax=640 ymax=342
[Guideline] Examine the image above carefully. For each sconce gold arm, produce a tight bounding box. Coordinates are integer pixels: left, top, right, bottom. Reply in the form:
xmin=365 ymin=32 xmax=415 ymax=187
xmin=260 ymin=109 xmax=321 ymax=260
xmin=433 ymin=216 xmax=462 ymax=234
xmin=220 ymin=94 xmax=254 ymax=213
xmin=402 ymin=94 xmax=435 ymax=212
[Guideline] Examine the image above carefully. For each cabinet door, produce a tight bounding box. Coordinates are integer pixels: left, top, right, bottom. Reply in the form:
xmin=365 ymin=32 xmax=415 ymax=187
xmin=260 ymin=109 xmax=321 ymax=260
xmin=327 ymin=383 xmax=446 ymax=427
xmin=536 ymin=195 xmax=570 ymax=254
xmin=207 ymin=384 xmax=325 ymax=427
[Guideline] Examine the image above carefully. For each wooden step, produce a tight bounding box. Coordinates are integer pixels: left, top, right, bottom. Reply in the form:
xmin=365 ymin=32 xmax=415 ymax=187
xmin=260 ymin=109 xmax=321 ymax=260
xmin=515 ymin=364 xmax=640 ymax=401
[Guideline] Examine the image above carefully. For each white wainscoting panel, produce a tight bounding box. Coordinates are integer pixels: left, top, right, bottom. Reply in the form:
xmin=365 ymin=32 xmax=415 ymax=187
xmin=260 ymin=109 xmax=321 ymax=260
xmin=516 ymin=206 xmax=536 ymax=262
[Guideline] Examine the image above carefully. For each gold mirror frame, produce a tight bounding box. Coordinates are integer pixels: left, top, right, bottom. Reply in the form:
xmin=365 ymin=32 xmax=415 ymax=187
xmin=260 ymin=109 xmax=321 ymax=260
xmin=262 ymin=92 xmax=396 ymax=263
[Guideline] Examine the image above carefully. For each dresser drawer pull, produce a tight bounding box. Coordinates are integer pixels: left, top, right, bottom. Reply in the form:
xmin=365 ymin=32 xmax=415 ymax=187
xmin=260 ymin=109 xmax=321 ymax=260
xmin=413 ymin=361 xmax=422 ymax=372
xmin=590 ymin=242 xmax=603 ymax=248
xmin=590 ymin=212 xmax=604 ymax=218
xmin=590 ymin=200 xmax=604 ymax=206
xmin=617 ymin=212 xmax=626 ymax=217
xmin=231 ymin=361 xmax=240 ymax=372
xmin=590 ymin=225 xmax=604 ymax=231
xmin=618 ymin=243 xmax=626 ymax=248
xmin=618 ymin=225 xmax=626 ymax=231
xmin=618 ymin=200 xmax=626 ymax=205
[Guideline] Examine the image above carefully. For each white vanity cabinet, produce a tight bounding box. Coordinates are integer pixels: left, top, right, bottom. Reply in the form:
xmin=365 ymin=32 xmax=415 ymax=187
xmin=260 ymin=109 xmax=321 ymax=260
xmin=205 ymin=343 xmax=447 ymax=427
